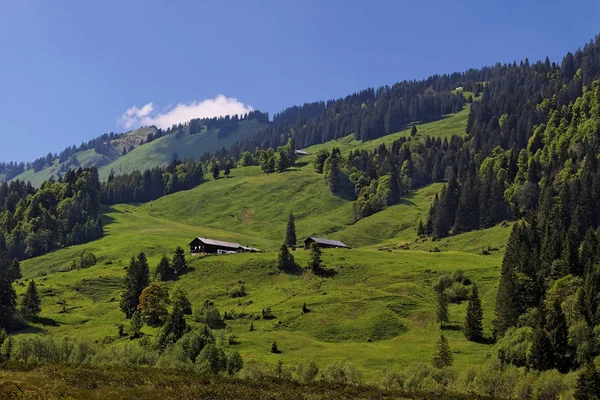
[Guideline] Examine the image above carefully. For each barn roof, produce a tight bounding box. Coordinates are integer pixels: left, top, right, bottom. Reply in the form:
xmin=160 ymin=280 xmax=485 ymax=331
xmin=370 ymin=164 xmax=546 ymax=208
xmin=190 ymin=237 xmax=242 ymax=249
xmin=305 ymin=237 xmax=349 ymax=248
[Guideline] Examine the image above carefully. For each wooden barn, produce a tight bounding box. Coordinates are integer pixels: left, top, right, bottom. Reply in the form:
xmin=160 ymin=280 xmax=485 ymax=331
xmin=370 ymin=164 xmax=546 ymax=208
xmin=304 ymin=237 xmax=349 ymax=250
xmin=189 ymin=237 xmax=258 ymax=255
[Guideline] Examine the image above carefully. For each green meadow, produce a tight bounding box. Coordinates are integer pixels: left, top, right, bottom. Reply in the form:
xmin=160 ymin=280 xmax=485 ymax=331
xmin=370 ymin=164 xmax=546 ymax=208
xmin=14 ymin=105 xmax=512 ymax=383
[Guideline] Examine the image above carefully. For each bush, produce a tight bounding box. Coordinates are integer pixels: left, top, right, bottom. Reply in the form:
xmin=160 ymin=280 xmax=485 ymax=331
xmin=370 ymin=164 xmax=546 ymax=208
xmin=194 ymin=300 xmax=225 ymax=329
xmin=446 ymin=281 xmax=470 ymax=303
xmin=195 ymin=344 xmax=227 ymax=374
xmin=262 ymin=307 xmax=275 ymax=320
xmin=323 ymin=361 xmax=363 ymax=386
xmin=229 ymin=285 xmax=247 ymax=298
xmin=69 ymin=250 xmax=97 ymax=270
xmin=495 ymin=326 xmax=532 ymax=367
xmin=177 ymin=327 xmax=215 ymax=363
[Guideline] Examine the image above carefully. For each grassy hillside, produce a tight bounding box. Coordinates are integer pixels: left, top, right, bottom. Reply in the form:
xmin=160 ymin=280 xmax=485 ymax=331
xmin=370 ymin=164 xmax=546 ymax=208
xmin=10 ymin=121 xmax=268 ymax=185
xmin=98 ymin=119 xmax=269 ymax=180
xmin=10 ymin=102 xmax=514 ymax=384
xmin=301 ymin=103 xmax=472 ymax=158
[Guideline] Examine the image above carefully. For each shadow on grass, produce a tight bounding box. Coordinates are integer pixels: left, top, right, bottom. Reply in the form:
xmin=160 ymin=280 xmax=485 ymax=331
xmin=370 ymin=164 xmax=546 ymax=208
xmin=35 ymin=316 xmax=60 ymax=327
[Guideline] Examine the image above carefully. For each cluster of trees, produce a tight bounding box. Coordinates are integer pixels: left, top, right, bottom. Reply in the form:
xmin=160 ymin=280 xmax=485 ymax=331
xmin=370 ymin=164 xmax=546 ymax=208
xmin=101 ymin=160 xmax=205 ymax=204
xmin=0 ymin=168 xmax=102 ymax=260
xmin=0 ymin=162 xmax=25 ymax=181
xmin=313 ymin=134 xmax=469 ymax=220
xmin=117 ymin=250 xmax=242 ymax=374
xmin=0 ymin=253 xmax=42 ymax=330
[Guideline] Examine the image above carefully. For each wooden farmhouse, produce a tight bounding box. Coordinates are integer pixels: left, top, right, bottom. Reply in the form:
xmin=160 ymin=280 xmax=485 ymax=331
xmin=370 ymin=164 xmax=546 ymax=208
xmin=304 ymin=237 xmax=349 ymax=250
xmin=189 ymin=237 xmax=258 ymax=255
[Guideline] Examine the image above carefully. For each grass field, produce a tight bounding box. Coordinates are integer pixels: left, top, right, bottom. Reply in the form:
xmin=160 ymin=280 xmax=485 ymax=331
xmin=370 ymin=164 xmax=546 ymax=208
xmin=10 ymin=102 xmax=513 ymax=384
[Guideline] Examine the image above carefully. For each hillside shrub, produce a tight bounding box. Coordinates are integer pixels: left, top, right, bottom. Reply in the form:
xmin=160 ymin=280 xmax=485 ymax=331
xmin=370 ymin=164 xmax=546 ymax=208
xmin=194 ymin=300 xmax=225 ymax=329
xmin=69 ymin=250 xmax=97 ymax=270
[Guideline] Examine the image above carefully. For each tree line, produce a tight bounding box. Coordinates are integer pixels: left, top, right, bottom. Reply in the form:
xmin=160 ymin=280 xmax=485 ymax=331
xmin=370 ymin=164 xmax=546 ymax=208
xmin=0 ymin=167 xmax=102 ymax=260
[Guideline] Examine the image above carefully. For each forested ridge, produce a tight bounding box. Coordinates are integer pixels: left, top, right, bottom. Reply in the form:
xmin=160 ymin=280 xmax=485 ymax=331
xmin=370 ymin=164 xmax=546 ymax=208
xmin=0 ymin=168 xmax=102 ymax=260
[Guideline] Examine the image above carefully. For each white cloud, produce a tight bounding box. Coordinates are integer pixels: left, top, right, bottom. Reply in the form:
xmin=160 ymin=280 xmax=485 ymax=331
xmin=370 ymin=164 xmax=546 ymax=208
xmin=118 ymin=95 xmax=254 ymax=130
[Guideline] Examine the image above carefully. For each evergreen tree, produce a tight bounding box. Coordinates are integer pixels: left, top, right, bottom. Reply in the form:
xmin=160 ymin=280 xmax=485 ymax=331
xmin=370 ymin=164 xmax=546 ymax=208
xmin=171 ymin=288 xmax=192 ymax=315
xmin=226 ymin=351 xmax=244 ymax=375
xmin=464 ymin=282 xmax=484 ymax=342
xmin=546 ymin=300 xmax=570 ymax=372
xmin=0 ymin=255 xmax=16 ymax=330
xmin=432 ymin=332 xmax=453 ymax=368
xmin=410 ymin=124 xmax=418 ymax=137
xmin=285 ymin=212 xmax=297 ymax=247
xmin=9 ymin=260 xmax=21 ymax=282
xmin=436 ymin=291 xmax=449 ymax=329
xmin=493 ymin=224 xmax=521 ymax=338
xmin=574 ymin=362 xmax=600 ymax=400
xmin=129 ymin=310 xmax=143 ymax=338
xmin=211 ymin=162 xmax=220 ymax=180
xmin=21 ymin=280 xmax=41 ymax=319
xmin=528 ymin=310 xmax=554 ymax=371
xmin=308 ymin=242 xmax=323 ymax=273
xmin=417 ymin=219 xmax=425 ymax=237
xmin=171 ymin=246 xmax=189 ymax=276
xmin=155 ymin=255 xmax=174 ymax=281
xmin=277 ymin=244 xmax=295 ymax=272
xmin=158 ymin=302 xmax=187 ymax=349
xmin=120 ymin=252 xmax=150 ymax=319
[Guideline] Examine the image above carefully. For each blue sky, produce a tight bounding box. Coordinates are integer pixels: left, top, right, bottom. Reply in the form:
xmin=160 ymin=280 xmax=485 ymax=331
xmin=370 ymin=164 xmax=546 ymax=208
xmin=0 ymin=0 xmax=599 ymax=162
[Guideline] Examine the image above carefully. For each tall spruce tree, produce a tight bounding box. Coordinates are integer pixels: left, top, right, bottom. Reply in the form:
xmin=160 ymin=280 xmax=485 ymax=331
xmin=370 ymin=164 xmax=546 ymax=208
xmin=436 ymin=291 xmax=449 ymax=329
xmin=277 ymin=244 xmax=295 ymax=272
xmin=546 ymin=300 xmax=570 ymax=372
xmin=528 ymin=308 xmax=554 ymax=371
xmin=21 ymin=280 xmax=41 ymax=319
xmin=155 ymin=255 xmax=174 ymax=281
xmin=493 ymin=224 xmax=521 ymax=338
xmin=285 ymin=212 xmax=297 ymax=247
xmin=0 ymin=254 xmax=16 ymax=330
xmin=574 ymin=362 xmax=600 ymax=400
xmin=171 ymin=247 xmax=189 ymax=276
xmin=464 ymin=282 xmax=484 ymax=342
xmin=432 ymin=332 xmax=453 ymax=368
xmin=120 ymin=252 xmax=150 ymax=319
xmin=308 ymin=242 xmax=323 ymax=273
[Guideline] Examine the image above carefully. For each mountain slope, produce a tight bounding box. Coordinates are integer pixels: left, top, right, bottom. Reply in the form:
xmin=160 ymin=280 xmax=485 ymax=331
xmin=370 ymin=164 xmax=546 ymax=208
xmin=10 ymin=120 xmax=269 ymax=185
xmin=98 ymin=119 xmax=268 ymax=179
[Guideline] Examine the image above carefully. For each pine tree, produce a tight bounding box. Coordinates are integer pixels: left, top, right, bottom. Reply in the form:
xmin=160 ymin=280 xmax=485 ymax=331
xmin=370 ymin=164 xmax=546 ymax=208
xmin=417 ymin=219 xmax=425 ymax=237
xmin=21 ymin=280 xmax=41 ymax=319
xmin=171 ymin=246 xmax=189 ymax=276
xmin=528 ymin=309 xmax=554 ymax=371
xmin=0 ymin=255 xmax=16 ymax=330
xmin=277 ymin=244 xmax=295 ymax=272
xmin=308 ymin=242 xmax=323 ymax=274
xmin=155 ymin=255 xmax=174 ymax=281
xmin=120 ymin=252 xmax=150 ymax=319
xmin=574 ymin=362 xmax=600 ymax=400
xmin=129 ymin=310 xmax=143 ymax=338
xmin=436 ymin=291 xmax=449 ymax=329
xmin=432 ymin=332 xmax=453 ymax=368
xmin=285 ymin=212 xmax=297 ymax=247
xmin=9 ymin=259 xmax=21 ymax=282
xmin=211 ymin=162 xmax=220 ymax=180
xmin=410 ymin=124 xmax=418 ymax=137
xmin=546 ymin=300 xmax=570 ymax=372
xmin=158 ymin=302 xmax=187 ymax=349
xmin=493 ymin=224 xmax=521 ymax=338
xmin=464 ymin=282 xmax=484 ymax=342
